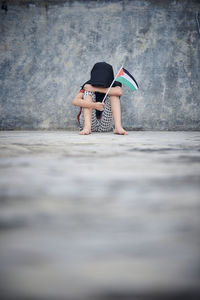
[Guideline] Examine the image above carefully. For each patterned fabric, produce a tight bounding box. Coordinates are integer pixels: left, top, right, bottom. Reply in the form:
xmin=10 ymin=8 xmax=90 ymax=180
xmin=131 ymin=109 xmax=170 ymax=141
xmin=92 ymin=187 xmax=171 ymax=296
xmin=79 ymin=91 xmax=113 ymax=132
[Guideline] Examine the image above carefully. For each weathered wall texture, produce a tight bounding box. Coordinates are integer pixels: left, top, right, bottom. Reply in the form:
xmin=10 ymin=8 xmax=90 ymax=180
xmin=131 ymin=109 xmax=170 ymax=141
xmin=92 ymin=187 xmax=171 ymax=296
xmin=0 ymin=0 xmax=200 ymax=130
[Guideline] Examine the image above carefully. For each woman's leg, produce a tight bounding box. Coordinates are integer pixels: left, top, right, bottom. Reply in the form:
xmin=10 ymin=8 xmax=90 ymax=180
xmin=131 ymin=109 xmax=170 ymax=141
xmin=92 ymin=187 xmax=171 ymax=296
xmin=110 ymin=96 xmax=128 ymax=135
xmin=79 ymin=92 xmax=98 ymax=135
xmin=79 ymin=95 xmax=92 ymax=135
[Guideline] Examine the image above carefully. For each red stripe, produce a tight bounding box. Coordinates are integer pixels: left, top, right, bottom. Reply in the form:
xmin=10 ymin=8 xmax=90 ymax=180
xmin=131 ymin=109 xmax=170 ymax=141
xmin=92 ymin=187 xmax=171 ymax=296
xmin=77 ymin=108 xmax=82 ymax=123
xmin=117 ymin=68 xmax=124 ymax=77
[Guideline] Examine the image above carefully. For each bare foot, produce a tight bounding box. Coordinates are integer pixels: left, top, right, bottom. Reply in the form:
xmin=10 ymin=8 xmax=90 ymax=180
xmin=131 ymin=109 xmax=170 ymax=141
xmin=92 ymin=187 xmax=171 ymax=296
xmin=114 ymin=127 xmax=128 ymax=135
xmin=79 ymin=128 xmax=91 ymax=135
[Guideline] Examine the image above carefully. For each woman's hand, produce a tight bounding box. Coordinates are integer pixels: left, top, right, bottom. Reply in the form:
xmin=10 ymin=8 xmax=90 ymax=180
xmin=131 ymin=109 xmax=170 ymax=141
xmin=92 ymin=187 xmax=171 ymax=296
xmin=84 ymin=84 xmax=96 ymax=92
xmin=95 ymin=102 xmax=104 ymax=111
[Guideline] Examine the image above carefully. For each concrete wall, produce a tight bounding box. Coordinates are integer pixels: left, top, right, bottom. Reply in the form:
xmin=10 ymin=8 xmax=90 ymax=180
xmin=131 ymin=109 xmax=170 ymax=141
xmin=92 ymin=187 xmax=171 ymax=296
xmin=0 ymin=0 xmax=200 ymax=130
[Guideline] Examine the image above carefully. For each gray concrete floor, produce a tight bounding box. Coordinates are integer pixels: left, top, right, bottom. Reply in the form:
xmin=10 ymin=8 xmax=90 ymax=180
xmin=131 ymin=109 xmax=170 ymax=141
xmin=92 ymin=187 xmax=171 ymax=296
xmin=0 ymin=130 xmax=200 ymax=300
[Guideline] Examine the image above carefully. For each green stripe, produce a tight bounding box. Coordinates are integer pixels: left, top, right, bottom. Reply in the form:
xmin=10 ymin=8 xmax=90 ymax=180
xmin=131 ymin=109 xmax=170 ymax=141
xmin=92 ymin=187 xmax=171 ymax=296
xmin=116 ymin=77 xmax=137 ymax=91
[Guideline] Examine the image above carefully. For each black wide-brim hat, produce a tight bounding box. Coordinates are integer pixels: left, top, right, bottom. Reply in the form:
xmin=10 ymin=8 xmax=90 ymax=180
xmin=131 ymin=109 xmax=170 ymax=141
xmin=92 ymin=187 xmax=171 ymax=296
xmin=86 ymin=62 xmax=114 ymax=88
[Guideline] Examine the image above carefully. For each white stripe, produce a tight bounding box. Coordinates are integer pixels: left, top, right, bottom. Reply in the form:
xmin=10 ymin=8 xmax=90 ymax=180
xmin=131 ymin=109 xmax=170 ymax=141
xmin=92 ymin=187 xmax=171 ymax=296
xmin=122 ymin=72 xmax=138 ymax=89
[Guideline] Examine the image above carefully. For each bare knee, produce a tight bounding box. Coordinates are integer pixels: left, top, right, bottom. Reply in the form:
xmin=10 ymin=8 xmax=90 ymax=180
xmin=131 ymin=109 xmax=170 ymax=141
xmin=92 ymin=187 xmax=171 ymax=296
xmin=84 ymin=95 xmax=93 ymax=102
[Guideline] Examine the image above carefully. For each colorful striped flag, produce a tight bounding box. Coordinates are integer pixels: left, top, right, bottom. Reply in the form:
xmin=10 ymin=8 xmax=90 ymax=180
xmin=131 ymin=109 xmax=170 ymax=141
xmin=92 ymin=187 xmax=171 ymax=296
xmin=115 ymin=67 xmax=139 ymax=91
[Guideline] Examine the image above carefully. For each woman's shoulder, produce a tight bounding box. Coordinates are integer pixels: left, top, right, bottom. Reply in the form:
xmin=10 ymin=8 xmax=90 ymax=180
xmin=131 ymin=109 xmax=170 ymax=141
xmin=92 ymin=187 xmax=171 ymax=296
xmin=81 ymin=80 xmax=91 ymax=90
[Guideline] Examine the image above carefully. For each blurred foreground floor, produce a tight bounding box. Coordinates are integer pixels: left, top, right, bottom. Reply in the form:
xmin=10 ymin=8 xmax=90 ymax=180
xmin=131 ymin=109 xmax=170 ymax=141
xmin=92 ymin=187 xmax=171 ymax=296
xmin=0 ymin=130 xmax=200 ymax=300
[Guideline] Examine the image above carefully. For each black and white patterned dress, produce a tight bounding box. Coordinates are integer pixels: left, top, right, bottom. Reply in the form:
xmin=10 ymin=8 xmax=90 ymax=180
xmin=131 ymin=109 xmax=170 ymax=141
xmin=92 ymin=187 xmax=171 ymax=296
xmin=79 ymin=91 xmax=113 ymax=132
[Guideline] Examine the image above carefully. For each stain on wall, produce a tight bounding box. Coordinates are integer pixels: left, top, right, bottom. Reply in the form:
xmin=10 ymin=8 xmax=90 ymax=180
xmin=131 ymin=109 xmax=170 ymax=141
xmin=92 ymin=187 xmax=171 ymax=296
xmin=0 ymin=0 xmax=200 ymax=130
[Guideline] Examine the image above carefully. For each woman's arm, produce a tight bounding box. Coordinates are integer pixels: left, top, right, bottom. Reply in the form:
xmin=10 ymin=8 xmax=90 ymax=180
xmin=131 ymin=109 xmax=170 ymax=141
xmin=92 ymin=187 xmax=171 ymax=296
xmin=84 ymin=84 xmax=122 ymax=97
xmin=72 ymin=92 xmax=95 ymax=109
xmin=72 ymin=92 xmax=104 ymax=111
